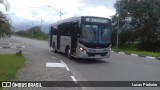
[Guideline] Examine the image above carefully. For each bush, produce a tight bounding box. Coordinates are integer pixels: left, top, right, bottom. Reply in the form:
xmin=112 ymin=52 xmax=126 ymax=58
xmin=16 ymin=49 xmax=22 ymax=56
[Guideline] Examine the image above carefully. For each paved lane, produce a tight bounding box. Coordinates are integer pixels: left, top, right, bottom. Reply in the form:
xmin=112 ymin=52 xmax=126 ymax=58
xmin=3 ymin=36 xmax=81 ymax=90
xmin=9 ymin=36 xmax=160 ymax=90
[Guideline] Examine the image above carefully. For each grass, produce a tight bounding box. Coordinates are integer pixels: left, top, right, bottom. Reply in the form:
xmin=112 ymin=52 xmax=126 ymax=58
xmin=0 ymin=54 xmax=25 ymax=90
xmin=112 ymin=47 xmax=160 ymax=59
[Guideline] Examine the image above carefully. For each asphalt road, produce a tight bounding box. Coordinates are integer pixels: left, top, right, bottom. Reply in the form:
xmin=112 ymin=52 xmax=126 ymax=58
xmin=2 ymin=36 xmax=160 ymax=90
xmin=2 ymin=36 xmax=81 ymax=90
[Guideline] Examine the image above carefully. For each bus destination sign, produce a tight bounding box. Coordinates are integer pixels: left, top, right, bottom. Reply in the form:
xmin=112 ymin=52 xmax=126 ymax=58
xmin=85 ymin=17 xmax=109 ymax=24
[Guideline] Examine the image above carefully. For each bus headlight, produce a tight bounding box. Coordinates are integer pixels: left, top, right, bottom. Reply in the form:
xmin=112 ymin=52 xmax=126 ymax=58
xmin=79 ymin=47 xmax=86 ymax=53
xmin=80 ymin=47 xmax=83 ymax=51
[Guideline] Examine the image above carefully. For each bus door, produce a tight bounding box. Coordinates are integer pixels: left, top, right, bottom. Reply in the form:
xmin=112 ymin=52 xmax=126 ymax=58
xmin=57 ymin=25 xmax=61 ymax=50
xmin=49 ymin=27 xmax=53 ymax=47
xmin=71 ymin=22 xmax=78 ymax=55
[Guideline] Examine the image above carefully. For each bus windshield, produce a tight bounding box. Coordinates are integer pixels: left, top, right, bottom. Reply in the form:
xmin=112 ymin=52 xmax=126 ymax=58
xmin=80 ymin=24 xmax=111 ymax=44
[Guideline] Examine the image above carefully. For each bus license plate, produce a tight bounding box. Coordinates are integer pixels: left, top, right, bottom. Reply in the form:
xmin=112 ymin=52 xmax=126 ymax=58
xmin=95 ymin=54 xmax=101 ymax=58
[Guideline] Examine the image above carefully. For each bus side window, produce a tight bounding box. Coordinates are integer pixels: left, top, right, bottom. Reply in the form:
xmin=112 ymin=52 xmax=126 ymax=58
xmin=73 ymin=22 xmax=79 ymax=37
xmin=53 ymin=28 xmax=57 ymax=35
xmin=66 ymin=23 xmax=71 ymax=36
xmin=51 ymin=26 xmax=57 ymax=35
xmin=61 ymin=23 xmax=71 ymax=36
xmin=50 ymin=26 xmax=53 ymax=35
xmin=60 ymin=24 xmax=67 ymax=36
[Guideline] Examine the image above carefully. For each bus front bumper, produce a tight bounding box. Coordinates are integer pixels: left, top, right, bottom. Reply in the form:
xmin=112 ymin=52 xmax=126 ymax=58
xmin=76 ymin=49 xmax=111 ymax=59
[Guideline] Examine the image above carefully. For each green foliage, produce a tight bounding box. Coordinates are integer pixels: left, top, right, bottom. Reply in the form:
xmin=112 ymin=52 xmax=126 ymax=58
xmin=15 ymin=26 xmax=48 ymax=40
xmin=0 ymin=54 xmax=25 ymax=90
xmin=0 ymin=0 xmax=11 ymax=36
xmin=16 ymin=49 xmax=22 ymax=56
xmin=0 ymin=20 xmax=12 ymax=35
xmin=113 ymin=0 xmax=160 ymax=52
xmin=0 ymin=54 xmax=25 ymax=80
xmin=0 ymin=0 xmax=15 ymax=36
xmin=112 ymin=46 xmax=160 ymax=59
xmin=14 ymin=30 xmax=26 ymax=36
xmin=111 ymin=29 xmax=117 ymax=46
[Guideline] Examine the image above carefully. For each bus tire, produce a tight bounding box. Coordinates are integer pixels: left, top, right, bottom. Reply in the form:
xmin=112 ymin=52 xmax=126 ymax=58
xmin=52 ymin=43 xmax=57 ymax=53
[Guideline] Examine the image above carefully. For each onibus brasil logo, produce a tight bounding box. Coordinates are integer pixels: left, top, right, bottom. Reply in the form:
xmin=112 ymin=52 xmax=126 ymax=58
xmin=2 ymin=82 xmax=42 ymax=87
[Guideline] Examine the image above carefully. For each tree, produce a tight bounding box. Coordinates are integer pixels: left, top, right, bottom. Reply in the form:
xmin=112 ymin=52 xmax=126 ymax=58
xmin=0 ymin=21 xmax=11 ymax=35
xmin=0 ymin=12 xmax=11 ymax=35
xmin=113 ymin=0 xmax=160 ymax=51
xmin=0 ymin=0 xmax=11 ymax=35
xmin=15 ymin=26 xmax=48 ymax=40
xmin=0 ymin=0 xmax=10 ymax=11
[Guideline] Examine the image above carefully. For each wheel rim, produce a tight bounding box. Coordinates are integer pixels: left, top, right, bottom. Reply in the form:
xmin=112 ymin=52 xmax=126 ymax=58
xmin=53 ymin=44 xmax=56 ymax=52
xmin=54 ymin=46 xmax=56 ymax=51
xmin=67 ymin=49 xmax=71 ymax=57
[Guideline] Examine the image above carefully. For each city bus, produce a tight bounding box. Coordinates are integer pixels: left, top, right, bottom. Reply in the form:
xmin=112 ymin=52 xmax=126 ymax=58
xmin=49 ymin=16 xmax=112 ymax=59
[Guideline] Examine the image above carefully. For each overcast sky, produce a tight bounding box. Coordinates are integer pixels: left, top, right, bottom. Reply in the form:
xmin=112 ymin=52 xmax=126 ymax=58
xmin=0 ymin=0 xmax=116 ymax=31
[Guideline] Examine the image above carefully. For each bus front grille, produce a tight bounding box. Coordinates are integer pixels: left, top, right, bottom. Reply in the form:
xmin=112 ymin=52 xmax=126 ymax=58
xmin=87 ymin=52 xmax=108 ymax=57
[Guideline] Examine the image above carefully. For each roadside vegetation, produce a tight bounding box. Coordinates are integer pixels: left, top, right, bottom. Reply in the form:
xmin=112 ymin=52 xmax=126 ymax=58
xmin=0 ymin=0 xmax=11 ymax=36
xmin=15 ymin=26 xmax=48 ymax=41
xmin=0 ymin=54 xmax=25 ymax=90
xmin=112 ymin=47 xmax=160 ymax=59
xmin=112 ymin=0 xmax=160 ymax=58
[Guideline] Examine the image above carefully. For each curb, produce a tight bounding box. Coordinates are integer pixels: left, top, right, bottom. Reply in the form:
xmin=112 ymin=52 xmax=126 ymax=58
xmin=111 ymin=51 xmax=159 ymax=61
xmin=0 ymin=45 xmax=29 ymax=49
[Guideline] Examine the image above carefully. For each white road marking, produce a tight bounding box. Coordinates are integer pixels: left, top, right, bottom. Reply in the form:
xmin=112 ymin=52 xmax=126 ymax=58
xmin=61 ymin=60 xmax=70 ymax=71
xmin=119 ymin=52 xmax=125 ymax=54
xmin=52 ymin=57 xmax=57 ymax=59
xmin=10 ymin=46 xmax=16 ymax=48
xmin=146 ymin=56 xmax=156 ymax=59
xmin=51 ymin=57 xmax=70 ymax=71
xmin=46 ymin=62 xmax=65 ymax=67
xmin=0 ymin=47 xmax=2 ymax=48
xmin=21 ymin=46 xmax=26 ymax=48
xmin=131 ymin=54 xmax=138 ymax=57
xmin=6 ymin=38 xmax=11 ymax=46
xmin=71 ymin=76 xmax=77 ymax=82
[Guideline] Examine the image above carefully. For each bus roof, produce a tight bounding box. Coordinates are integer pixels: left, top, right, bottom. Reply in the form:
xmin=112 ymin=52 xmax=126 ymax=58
xmin=51 ymin=16 xmax=81 ymax=26
xmin=51 ymin=16 xmax=110 ymax=26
